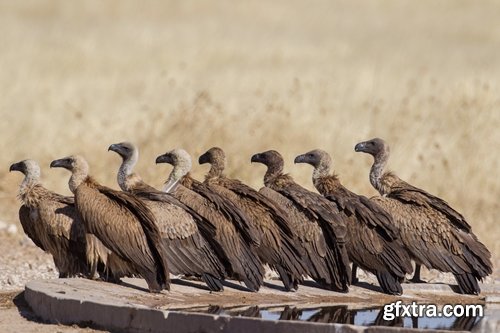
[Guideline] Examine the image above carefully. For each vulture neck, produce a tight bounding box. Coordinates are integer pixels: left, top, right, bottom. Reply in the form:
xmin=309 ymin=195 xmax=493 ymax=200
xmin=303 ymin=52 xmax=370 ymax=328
xmin=312 ymin=161 xmax=331 ymax=181
xmin=117 ymin=153 xmax=138 ymax=192
xmin=312 ymin=163 xmax=339 ymax=191
xmin=163 ymin=163 xmax=189 ymax=193
xmin=69 ymin=163 xmax=89 ymax=193
xmin=206 ymin=161 xmax=224 ymax=180
xmin=370 ymin=149 xmax=390 ymax=194
xmin=19 ymin=170 xmax=41 ymax=205
xmin=263 ymin=162 xmax=283 ymax=187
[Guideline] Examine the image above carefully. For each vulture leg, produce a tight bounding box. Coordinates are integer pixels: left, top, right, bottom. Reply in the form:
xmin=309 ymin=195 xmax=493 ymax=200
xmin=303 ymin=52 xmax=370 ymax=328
xmin=351 ymin=264 xmax=359 ymax=284
xmin=409 ymin=264 xmax=426 ymax=283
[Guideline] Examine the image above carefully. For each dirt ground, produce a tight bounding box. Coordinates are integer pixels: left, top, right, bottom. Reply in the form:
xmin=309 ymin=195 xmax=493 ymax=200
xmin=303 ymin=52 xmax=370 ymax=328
xmin=0 ymin=235 xmax=108 ymax=333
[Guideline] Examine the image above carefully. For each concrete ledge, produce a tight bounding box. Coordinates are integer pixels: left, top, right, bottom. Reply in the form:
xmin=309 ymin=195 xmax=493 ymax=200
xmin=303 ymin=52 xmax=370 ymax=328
xmin=24 ymin=278 xmax=500 ymax=333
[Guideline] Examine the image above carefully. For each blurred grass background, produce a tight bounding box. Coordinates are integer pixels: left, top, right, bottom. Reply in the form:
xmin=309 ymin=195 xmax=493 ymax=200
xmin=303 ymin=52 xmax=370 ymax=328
xmin=0 ymin=0 xmax=498 ymax=263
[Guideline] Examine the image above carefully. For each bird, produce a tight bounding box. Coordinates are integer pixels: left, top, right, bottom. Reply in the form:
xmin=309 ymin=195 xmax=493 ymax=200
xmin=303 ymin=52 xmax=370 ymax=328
xmin=251 ymin=150 xmax=351 ymax=292
xmin=50 ymin=155 xmax=170 ymax=293
xmin=355 ymin=137 xmax=492 ymax=294
xmin=198 ymin=147 xmax=307 ymax=291
xmin=108 ymin=142 xmax=226 ymax=292
xmin=294 ymin=149 xmax=413 ymax=295
xmin=156 ymin=148 xmax=265 ymax=291
xmin=10 ymin=159 xmax=90 ymax=278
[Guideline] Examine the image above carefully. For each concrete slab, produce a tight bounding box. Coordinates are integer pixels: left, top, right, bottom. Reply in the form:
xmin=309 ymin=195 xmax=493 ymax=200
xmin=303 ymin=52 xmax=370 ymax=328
xmin=24 ymin=278 xmax=500 ymax=333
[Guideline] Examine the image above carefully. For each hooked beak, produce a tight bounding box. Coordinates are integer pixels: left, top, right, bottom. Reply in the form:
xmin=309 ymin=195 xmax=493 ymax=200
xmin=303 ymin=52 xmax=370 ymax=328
xmin=250 ymin=154 xmax=261 ymax=163
xmin=9 ymin=162 xmax=22 ymax=172
xmin=354 ymin=142 xmax=366 ymax=152
xmin=108 ymin=143 xmax=119 ymax=152
xmin=156 ymin=154 xmax=172 ymax=164
xmin=50 ymin=159 xmax=65 ymax=168
xmin=198 ymin=152 xmax=210 ymax=165
xmin=294 ymin=154 xmax=307 ymax=164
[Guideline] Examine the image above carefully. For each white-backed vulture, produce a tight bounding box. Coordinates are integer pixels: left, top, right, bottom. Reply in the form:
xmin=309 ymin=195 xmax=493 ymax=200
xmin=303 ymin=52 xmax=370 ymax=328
xmin=156 ymin=149 xmax=265 ymax=291
xmin=9 ymin=159 xmax=89 ymax=278
xmin=10 ymin=160 xmax=132 ymax=282
xmin=198 ymin=147 xmax=307 ymax=291
xmin=355 ymin=138 xmax=492 ymax=294
xmin=108 ymin=142 xmax=226 ymax=291
xmin=294 ymin=150 xmax=413 ymax=295
xmin=50 ymin=155 xmax=169 ymax=293
xmin=251 ymin=150 xmax=351 ymax=292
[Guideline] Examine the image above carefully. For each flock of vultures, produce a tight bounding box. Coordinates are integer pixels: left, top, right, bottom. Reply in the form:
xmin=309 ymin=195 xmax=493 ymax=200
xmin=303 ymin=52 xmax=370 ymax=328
xmin=9 ymin=138 xmax=492 ymax=296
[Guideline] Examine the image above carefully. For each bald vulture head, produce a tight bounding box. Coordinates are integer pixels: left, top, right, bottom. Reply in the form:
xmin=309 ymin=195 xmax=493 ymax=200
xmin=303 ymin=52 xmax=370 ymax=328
xmin=251 ymin=150 xmax=283 ymax=168
xmin=10 ymin=159 xmax=41 ymax=180
xmin=156 ymin=148 xmax=193 ymax=177
xmin=108 ymin=142 xmax=138 ymax=163
xmin=354 ymin=138 xmax=389 ymax=158
xmin=294 ymin=149 xmax=332 ymax=170
xmin=50 ymin=155 xmax=89 ymax=193
xmin=156 ymin=149 xmax=193 ymax=192
xmin=198 ymin=147 xmax=226 ymax=178
xmin=108 ymin=141 xmax=140 ymax=191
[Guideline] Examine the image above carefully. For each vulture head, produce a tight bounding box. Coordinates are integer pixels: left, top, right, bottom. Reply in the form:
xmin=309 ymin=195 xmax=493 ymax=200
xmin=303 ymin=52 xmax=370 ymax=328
xmin=50 ymin=155 xmax=88 ymax=172
xmin=50 ymin=155 xmax=89 ymax=193
xmin=156 ymin=149 xmax=192 ymax=192
xmin=198 ymin=147 xmax=226 ymax=177
xmin=251 ymin=150 xmax=284 ymax=169
xmin=10 ymin=159 xmax=41 ymax=178
xmin=199 ymin=147 xmax=225 ymax=165
xmin=354 ymin=138 xmax=388 ymax=157
xmin=294 ymin=149 xmax=331 ymax=169
xmin=108 ymin=142 xmax=138 ymax=162
xmin=156 ymin=149 xmax=193 ymax=174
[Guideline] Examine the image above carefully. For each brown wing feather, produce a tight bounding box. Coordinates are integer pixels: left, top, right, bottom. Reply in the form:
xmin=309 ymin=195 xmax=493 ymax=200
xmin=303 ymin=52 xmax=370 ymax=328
xmin=209 ymin=179 xmax=306 ymax=288
xmin=268 ymin=176 xmax=351 ymax=290
xmin=19 ymin=205 xmax=46 ymax=251
xmin=388 ymin=180 xmax=471 ymax=232
xmin=187 ymin=179 xmax=260 ymax=246
xmin=259 ymin=186 xmax=347 ymax=288
xmin=133 ymin=188 xmax=217 ymax=239
xmin=37 ymin=198 xmax=89 ymax=276
xmin=218 ymin=178 xmax=293 ymax=237
xmin=372 ymin=196 xmax=492 ymax=278
xmin=171 ymin=183 xmax=265 ymax=291
xmin=324 ymin=185 xmax=398 ymax=241
xmin=144 ymin=199 xmax=225 ymax=279
xmin=76 ymin=178 xmax=169 ymax=291
xmin=279 ymin=181 xmax=348 ymax=244
xmin=316 ymin=178 xmax=412 ymax=277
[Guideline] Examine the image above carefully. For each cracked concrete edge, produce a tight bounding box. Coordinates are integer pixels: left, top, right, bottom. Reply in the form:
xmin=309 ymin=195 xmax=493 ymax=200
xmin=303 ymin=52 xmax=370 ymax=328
xmin=23 ymin=283 xmax=469 ymax=333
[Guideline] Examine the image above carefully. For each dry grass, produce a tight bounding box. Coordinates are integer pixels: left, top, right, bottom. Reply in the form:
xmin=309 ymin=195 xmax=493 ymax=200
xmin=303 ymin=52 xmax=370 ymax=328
xmin=0 ymin=0 xmax=498 ymax=263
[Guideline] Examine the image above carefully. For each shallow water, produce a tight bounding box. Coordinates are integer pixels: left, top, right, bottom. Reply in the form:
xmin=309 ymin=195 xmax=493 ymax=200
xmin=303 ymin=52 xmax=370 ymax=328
xmin=178 ymin=305 xmax=481 ymax=331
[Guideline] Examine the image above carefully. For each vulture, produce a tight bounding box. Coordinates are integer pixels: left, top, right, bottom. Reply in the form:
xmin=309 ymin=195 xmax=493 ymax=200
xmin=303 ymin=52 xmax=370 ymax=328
xmin=355 ymin=138 xmax=492 ymax=294
xmin=294 ymin=150 xmax=413 ymax=295
xmin=156 ymin=149 xmax=265 ymax=291
xmin=251 ymin=150 xmax=351 ymax=292
xmin=9 ymin=159 xmax=89 ymax=278
xmin=198 ymin=147 xmax=307 ymax=291
xmin=108 ymin=142 xmax=226 ymax=292
xmin=50 ymin=155 xmax=169 ymax=293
